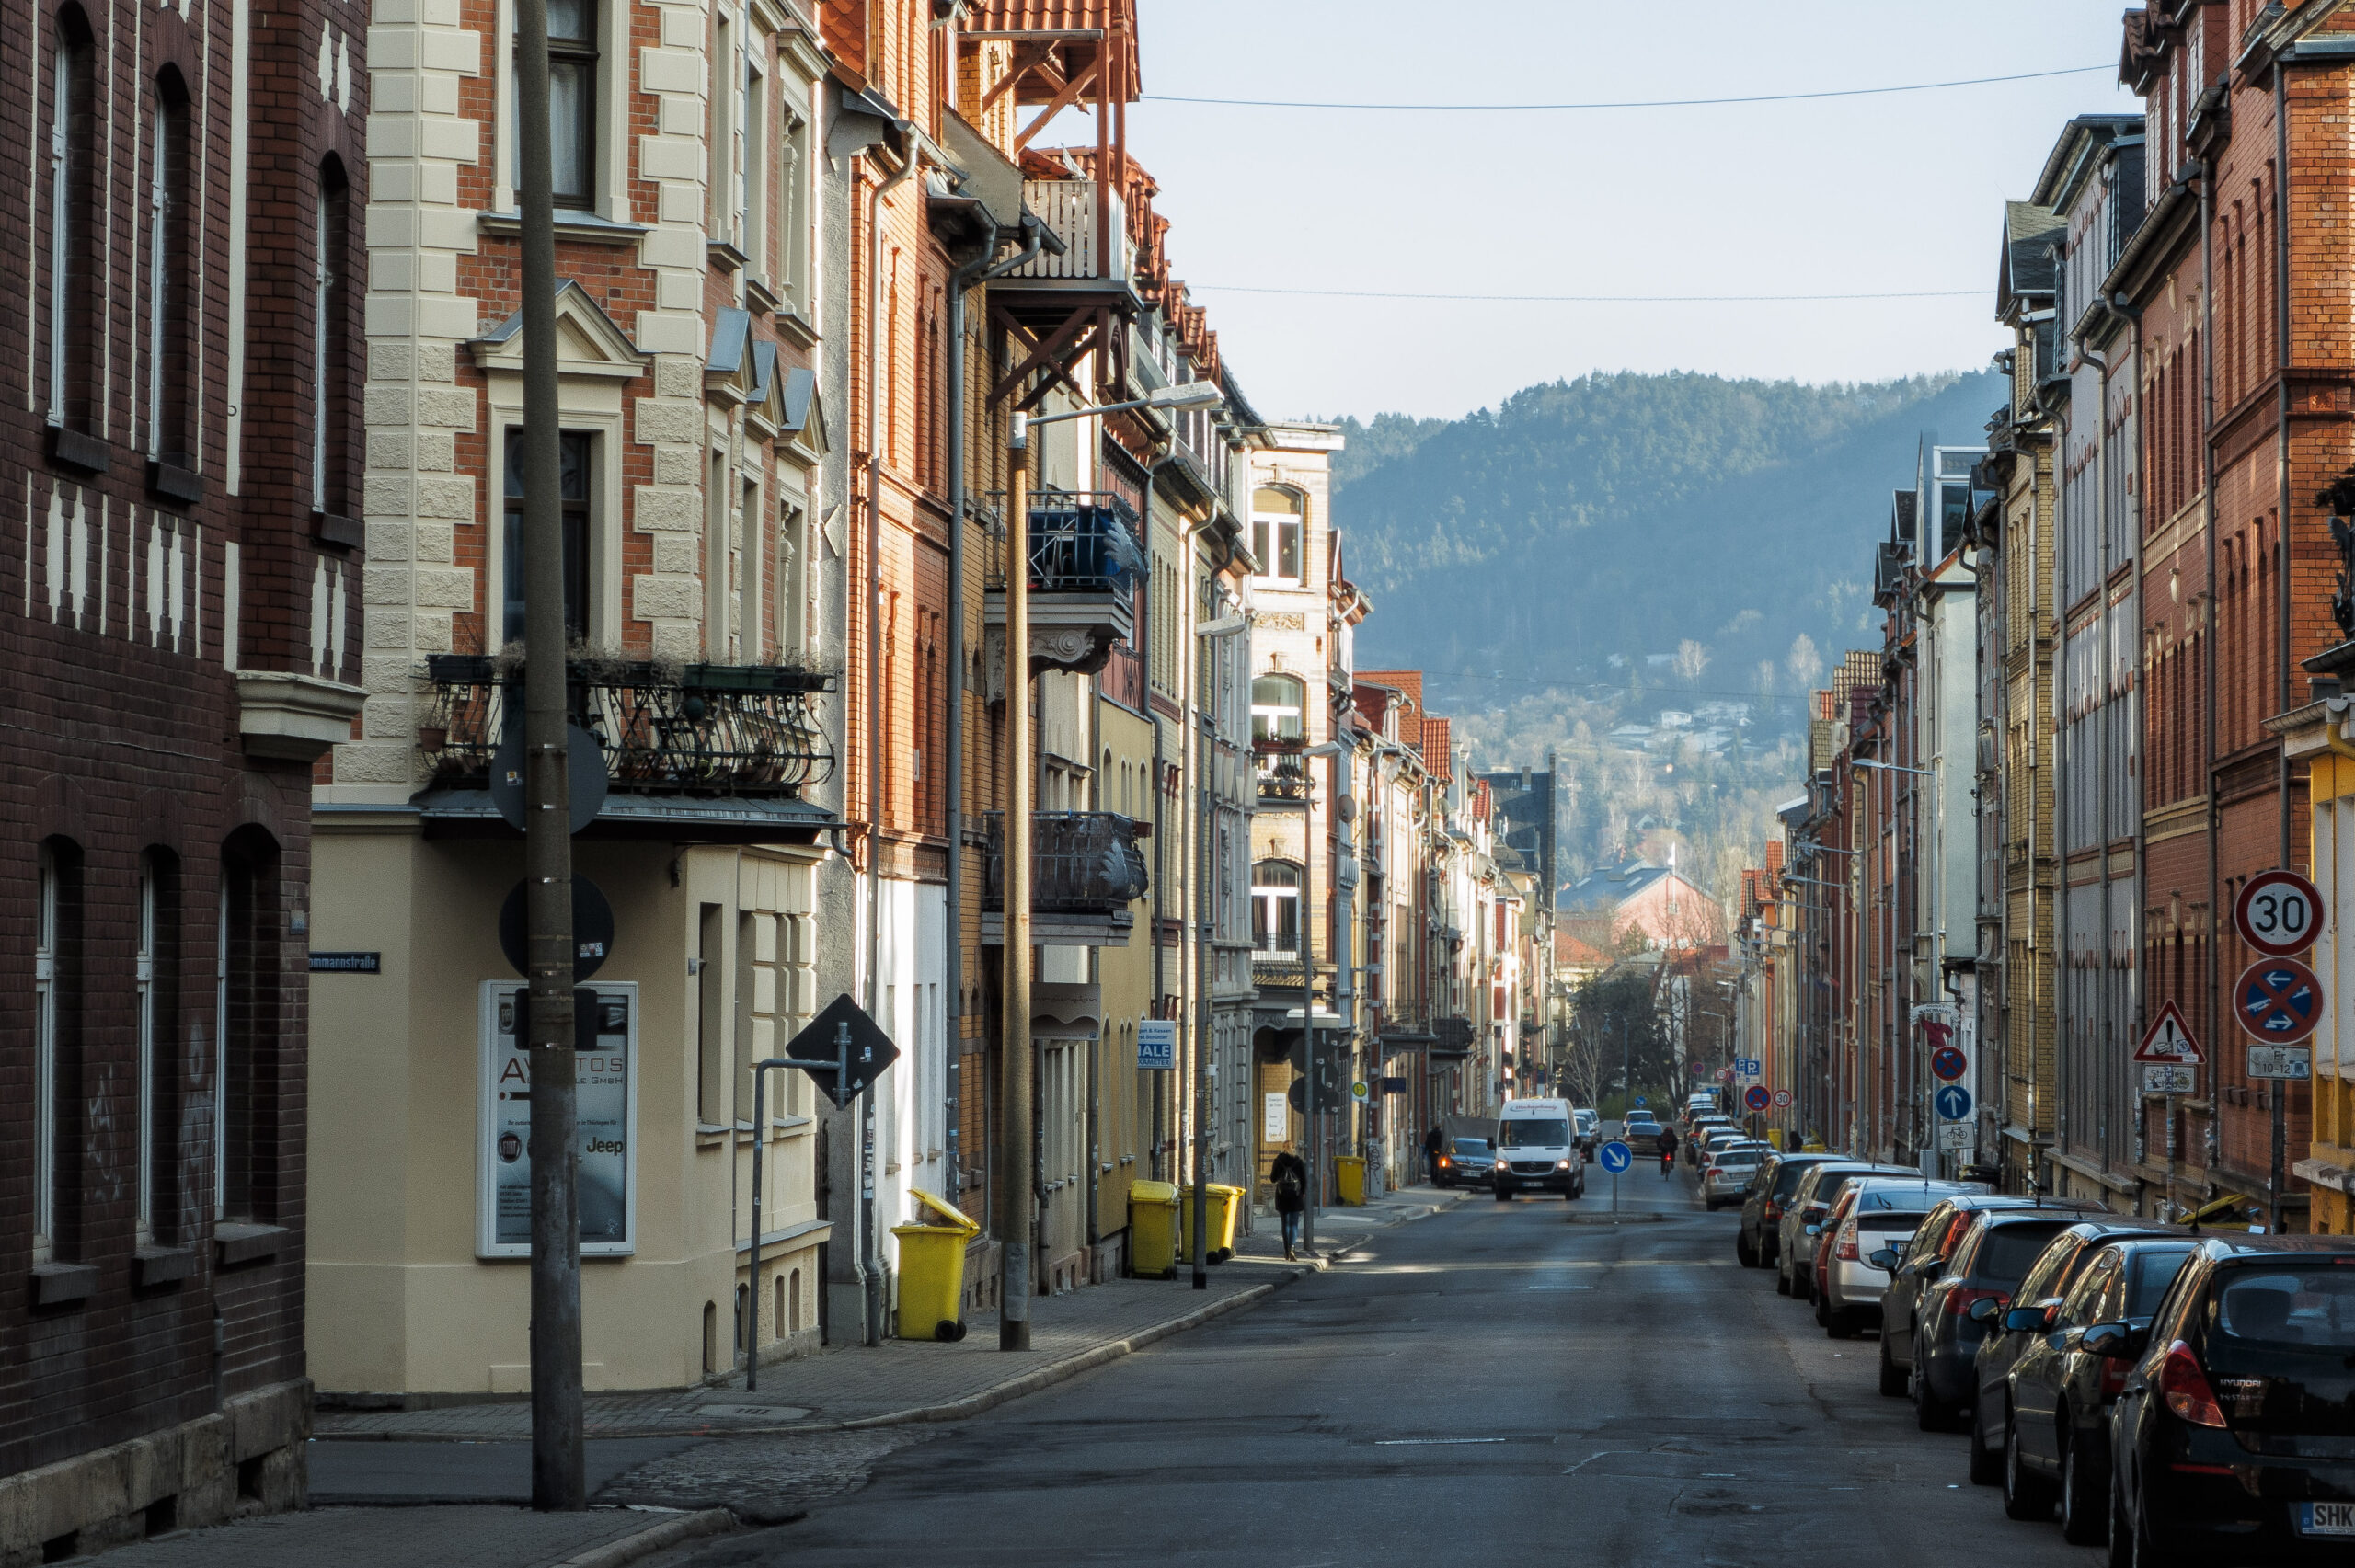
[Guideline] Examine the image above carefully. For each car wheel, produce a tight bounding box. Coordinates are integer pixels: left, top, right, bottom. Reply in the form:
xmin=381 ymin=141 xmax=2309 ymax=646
xmin=1967 ymin=1401 xmax=2003 ymax=1485
xmin=2106 ymin=1468 xmax=2132 ymax=1568
xmin=1824 ymin=1305 xmax=1856 ymax=1339
xmin=1495 ymin=1186 xmax=1512 ymax=1202
xmin=2129 ymin=1480 xmax=2186 ymax=1568
xmin=1736 ymin=1232 xmax=1756 ymax=1267
xmin=2061 ymin=1423 xmax=2106 ymax=1545
xmin=1878 ymin=1332 xmax=1907 ymax=1398
xmin=1775 ymin=1259 xmax=1793 ymax=1296
xmin=1813 ymin=1286 xmax=1829 ymax=1326
xmin=2002 ymin=1404 xmax=2055 ymax=1520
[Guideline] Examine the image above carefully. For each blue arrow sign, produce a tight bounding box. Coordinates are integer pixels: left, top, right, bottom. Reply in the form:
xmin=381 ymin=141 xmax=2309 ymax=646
xmin=1934 ymin=1083 xmax=1972 ymax=1121
xmin=1598 ymin=1140 xmax=1633 ymax=1173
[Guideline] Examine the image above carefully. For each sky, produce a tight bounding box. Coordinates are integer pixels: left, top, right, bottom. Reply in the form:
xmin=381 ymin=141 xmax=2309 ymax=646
xmin=1093 ymin=0 xmax=2140 ymax=421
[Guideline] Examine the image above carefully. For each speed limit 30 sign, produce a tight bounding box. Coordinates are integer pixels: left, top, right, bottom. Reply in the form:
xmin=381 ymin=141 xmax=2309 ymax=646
xmin=2235 ymin=869 xmax=2324 ymax=958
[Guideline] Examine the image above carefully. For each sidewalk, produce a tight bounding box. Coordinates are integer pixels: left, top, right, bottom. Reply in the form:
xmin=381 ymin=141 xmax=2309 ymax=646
xmin=316 ymin=1185 xmax=1456 ymax=1443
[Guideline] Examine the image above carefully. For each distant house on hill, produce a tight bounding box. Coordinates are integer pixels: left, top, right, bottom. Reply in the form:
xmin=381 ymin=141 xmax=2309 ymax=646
xmin=1557 ymin=857 xmax=1726 ymax=949
xmin=1554 ymin=930 xmax=1612 ymax=988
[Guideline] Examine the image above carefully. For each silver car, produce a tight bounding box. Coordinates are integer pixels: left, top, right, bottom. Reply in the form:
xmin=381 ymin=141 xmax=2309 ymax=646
xmin=1816 ymin=1176 xmax=1986 ymax=1336
xmin=1701 ymin=1144 xmax=1767 ymax=1208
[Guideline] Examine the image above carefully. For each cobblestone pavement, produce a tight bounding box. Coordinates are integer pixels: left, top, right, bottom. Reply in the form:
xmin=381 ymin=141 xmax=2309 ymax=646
xmin=90 ymin=1505 xmax=714 ymax=1568
xmin=316 ymin=1189 xmax=1455 ymax=1442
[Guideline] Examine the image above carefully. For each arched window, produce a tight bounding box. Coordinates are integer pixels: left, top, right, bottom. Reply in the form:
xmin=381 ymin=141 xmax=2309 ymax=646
xmin=1251 ymin=486 xmax=1304 ymax=582
xmin=1251 ymin=673 xmax=1304 ymax=745
xmin=43 ymin=6 xmax=96 ymax=434
xmin=1251 ymin=860 xmax=1301 ymax=955
xmin=146 ymin=69 xmax=194 ymax=465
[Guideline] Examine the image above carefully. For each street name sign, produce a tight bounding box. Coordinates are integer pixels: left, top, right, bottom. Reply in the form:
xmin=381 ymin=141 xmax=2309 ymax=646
xmin=2236 ymin=957 xmax=2323 ymax=1046
xmin=2133 ymin=999 xmax=2205 ymax=1065
xmin=2248 ymin=1046 xmax=2315 ymax=1081
xmin=2234 ymin=869 xmax=2324 ymax=958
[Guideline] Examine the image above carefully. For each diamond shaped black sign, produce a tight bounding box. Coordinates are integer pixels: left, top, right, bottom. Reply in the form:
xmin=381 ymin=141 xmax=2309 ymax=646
xmin=782 ymin=993 xmax=899 ymax=1109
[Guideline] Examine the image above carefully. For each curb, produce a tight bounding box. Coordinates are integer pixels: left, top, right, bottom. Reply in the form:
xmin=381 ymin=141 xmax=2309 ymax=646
xmin=556 ymin=1508 xmax=734 ymax=1568
xmin=318 ymin=1194 xmax=1457 ymax=1448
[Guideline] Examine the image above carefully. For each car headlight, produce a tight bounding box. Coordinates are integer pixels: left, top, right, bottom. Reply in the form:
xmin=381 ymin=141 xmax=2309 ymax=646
xmin=1557 ymin=1160 xmax=1571 ymax=1171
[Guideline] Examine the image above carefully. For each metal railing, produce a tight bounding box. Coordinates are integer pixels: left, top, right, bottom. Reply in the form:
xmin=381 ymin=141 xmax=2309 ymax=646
xmin=419 ymin=653 xmax=834 ymax=797
xmin=986 ymin=493 xmax=1143 ymax=596
xmin=1253 ymin=738 xmax=1309 ymax=802
xmin=982 ymin=812 xmax=1150 ymax=911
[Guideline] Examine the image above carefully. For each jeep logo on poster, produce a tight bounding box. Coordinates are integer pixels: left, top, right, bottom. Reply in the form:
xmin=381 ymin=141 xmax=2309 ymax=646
xmin=478 ymin=981 xmax=638 ymax=1258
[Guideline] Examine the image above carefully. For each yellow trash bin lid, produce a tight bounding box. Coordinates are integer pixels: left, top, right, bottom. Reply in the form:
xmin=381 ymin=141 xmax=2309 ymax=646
xmin=1129 ymin=1180 xmax=1179 ymax=1207
xmin=902 ymin=1187 xmax=980 ymax=1237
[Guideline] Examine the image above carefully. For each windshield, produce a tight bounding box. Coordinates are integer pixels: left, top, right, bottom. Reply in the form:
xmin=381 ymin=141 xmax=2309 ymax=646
xmin=1499 ymin=1118 xmax=1572 ymax=1148
xmin=2123 ymin=1247 xmax=2196 ymax=1315
xmin=2212 ymin=1267 xmax=2355 ymax=1351
xmin=1772 ymin=1161 xmax=1827 ymax=1200
xmin=1713 ymin=1155 xmax=1761 ymax=1173
xmin=1450 ymin=1139 xmax=1489 ymax=1157
xmin=1974 ymin=1222 xmax=2074 ymax=1285
xmin=1624 ymin=1112 xmax=1659 ymax=1127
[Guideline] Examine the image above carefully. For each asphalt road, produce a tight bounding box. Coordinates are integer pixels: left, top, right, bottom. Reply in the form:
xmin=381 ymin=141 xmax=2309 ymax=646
xmin=661 ymin=1166 xmax=2099 ymax=1568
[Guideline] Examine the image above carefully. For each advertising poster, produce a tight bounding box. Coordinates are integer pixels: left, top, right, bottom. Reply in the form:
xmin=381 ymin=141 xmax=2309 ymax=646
xmin=479 ymin=981 xmax=638 ymax=1258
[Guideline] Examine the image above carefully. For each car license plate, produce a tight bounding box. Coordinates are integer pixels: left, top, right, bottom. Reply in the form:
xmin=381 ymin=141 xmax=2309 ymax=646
xmin=2298 ymin=1502 xmax=2355 ymax=1537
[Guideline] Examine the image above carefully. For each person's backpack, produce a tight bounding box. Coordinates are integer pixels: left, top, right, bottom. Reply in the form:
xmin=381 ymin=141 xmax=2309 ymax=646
xmin=1275 ymin=1164 xmax=1304 ymax=1201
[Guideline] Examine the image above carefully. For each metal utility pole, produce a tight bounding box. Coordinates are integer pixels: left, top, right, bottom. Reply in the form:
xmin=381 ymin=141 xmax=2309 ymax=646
xmin=999 ymin=416 xmax=1034 ymax=1351
xmin=1303 ymin=753 xmax=1320 ymax=1257
xmin=514 ymin=0 xmax=582 ymax=1513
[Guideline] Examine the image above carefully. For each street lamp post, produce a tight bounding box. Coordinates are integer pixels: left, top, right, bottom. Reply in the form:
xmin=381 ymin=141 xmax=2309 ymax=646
xmin=1298 ymin=738 xmax=1351 ymax=1256
xmin=998 ymin=382 xmax=1222 ymax=1347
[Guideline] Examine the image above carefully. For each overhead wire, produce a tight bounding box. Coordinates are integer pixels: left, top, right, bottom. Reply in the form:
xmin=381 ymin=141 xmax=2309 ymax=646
xmin=1189 ymin=285 xmax=1987 ymax=304
xmin=1141 ymin=64 xmax=2114 ymax=112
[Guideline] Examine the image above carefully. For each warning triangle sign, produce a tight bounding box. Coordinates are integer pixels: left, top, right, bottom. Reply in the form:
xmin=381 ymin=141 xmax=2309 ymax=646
xmin=2133 ymin=1000 xmax=2205 ymax=1065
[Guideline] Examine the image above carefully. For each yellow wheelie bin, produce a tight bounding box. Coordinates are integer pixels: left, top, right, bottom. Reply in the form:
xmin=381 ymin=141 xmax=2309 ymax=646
xmin=1128 ymin=1180 xmax=1180 ymax=1278
xmin=1178 ymin=1183 xmax=1243 ymax=1264
xmin=1334 ymin=1155 xmax=1367 ymax=1206
xmin=890 ymin=1189 xmax=980 ymax=1342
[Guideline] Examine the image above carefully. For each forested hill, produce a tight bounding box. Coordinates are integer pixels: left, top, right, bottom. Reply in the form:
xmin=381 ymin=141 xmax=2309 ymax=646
xmin=1329 ymin=370 xmax=2006 ymax=704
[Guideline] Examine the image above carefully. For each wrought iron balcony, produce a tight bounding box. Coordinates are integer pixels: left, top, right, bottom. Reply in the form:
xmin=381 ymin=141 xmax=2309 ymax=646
xmin=1253 ymin=738 xmax=1309 ymax=803
xmin=985 ymin=493 xmax=1141 ymax=679
xmin=419 ymin=653 xmax=834 ymax=798
xmin=983 ymin=811 xmax=1150 ymax=912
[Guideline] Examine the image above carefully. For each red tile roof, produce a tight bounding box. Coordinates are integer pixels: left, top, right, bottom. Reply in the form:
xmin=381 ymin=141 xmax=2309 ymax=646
xmin=1419 ymin=715 xmax=1452 ymax=783
xmin=1357 ymin=669 xmax=1424 ymax=750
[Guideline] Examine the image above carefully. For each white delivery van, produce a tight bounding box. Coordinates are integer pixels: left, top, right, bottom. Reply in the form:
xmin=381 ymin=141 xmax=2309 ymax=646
xmin=1491 ymin=1097 xmax=1586 ymax=1201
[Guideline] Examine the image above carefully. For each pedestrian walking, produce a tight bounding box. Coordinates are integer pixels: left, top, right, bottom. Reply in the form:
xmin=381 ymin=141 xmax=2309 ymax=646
xmin=1421 ymin=1124 xmax=1444 ymax=1186
xmin=1269 ymin=1147 xmax=1309 ymax=1261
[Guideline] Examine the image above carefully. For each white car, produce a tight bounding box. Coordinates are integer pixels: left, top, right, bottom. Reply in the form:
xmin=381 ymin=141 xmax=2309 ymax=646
xmin=1815 ymin=1176 xmax=1988 ymax=1337
xmin=1702 ymin=1144 xmax=1766 ymax=1208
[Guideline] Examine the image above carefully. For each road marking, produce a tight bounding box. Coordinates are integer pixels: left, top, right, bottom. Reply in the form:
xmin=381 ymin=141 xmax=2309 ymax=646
xmin=1375 ymin=1437 xmax=1509 ymax=1446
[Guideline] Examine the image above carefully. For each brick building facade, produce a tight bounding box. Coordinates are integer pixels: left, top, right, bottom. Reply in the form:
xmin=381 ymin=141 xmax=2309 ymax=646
xmin=0 ymin=0 xmax=367 ymax=1555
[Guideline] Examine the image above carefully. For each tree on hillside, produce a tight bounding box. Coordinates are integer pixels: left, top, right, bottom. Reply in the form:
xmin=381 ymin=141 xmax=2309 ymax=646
xmin=1786 ymin=633 xmax=1822 ymax=692
xmin=1673 ymin=639 xmax=1711 ymax=684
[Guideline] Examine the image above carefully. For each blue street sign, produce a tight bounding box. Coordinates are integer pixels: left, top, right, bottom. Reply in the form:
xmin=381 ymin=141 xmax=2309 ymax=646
xmin=1934 ymin=1083 xmax=1972 ymax=1121
xmin=1598 ymin=1140 xmax=1633 ymax=1173
xmin=1635 ymin=1095 xmax=1648 ymax=1107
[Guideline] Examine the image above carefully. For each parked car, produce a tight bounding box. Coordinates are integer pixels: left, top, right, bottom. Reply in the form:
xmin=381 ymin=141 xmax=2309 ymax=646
xmin=1777 ymin=1162 xmax=1914 ymax=1299
xmin=1702 ymin=1144 xmax=1766 ymax=1208
xmin=1738 ymin=1152 xmax=1841 ymax=1268
xmin=1965 ymin=1219 xmax=2178 ymax=1494
xmin=1686 ymin=1116 xmax=1735 ymax=1163
xmin=1993 ymin=1234 xmax=2196 ymax=1541
xmin=2104 ymin=1234 xmax=2355 ymax=1566
xmin=1876 ymin=1194 xmax=2082 ymax=1399
xmin=1905 ymin=1208 xmax=2097 ymax=1431
xmin=1815 ymin=1177 xmax=1983 ymax=1337
xmin=1573 ymin=1108 xmax=1600 ymax=1158
xmin=1431 ymin=1136 xmax=1495 ymax=1190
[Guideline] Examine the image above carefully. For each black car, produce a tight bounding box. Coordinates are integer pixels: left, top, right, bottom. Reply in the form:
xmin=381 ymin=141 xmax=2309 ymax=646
xmin=1430 ymin=1136 xmax=1494 ymax=1190
xmin=2105 ymin=1234 xmax=2355 ymax=1565
xmin=1906 ymin=1208 xmax=2097 ymax=1431
xmin=1736 ymin=1152 xmax=1840 ymax=1269
xmin=1996 ymin=1234 xmax=2195 ymax=1542
xmin=1875 ymin=1194 xmax=2089 ymax=1400
xmin=1964 ymin=1219 xmax=2179 ymax=1496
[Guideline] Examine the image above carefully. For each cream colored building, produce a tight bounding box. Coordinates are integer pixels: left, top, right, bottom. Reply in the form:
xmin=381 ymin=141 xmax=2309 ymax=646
xmin=311 ymin=0 xmax=842 ymax=1394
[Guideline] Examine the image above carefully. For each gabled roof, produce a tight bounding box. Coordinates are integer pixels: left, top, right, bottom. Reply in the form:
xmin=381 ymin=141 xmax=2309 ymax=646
xmin=1997 ymin=200 xmax=2066 ymax=317
xmin=1359 ymin=669 xmax=1425 ymax=749
xmin=469 ymin=280 xmax=650 ymax=382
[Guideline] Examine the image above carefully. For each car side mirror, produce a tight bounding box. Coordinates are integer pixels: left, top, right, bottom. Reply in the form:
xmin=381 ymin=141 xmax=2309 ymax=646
xmin=1584 ymin=1148 xmax=1595 ymax=1163
xmin=1486 ymin=1138 xmax=1496 ymax=1150
xmin=2002 ymin=1306 xmax=2049 ymax=1334
xmin=1968 ymin=1297 xmax=2003 ymax=1325
xmin=1804 ymin=1223 xmax=1822 ymax=1238
xmin=2081 ymin=1321 xmax=2142 ymax=1360
xmin=1868 ymin=1247 xmax=1899 ymax=1271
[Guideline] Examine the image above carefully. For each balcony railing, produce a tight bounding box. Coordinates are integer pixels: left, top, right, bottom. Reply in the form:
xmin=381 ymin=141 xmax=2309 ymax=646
xmin=988 ymin=493 xmax=1143 ymax=595
xmin=983 ymin=812 xmax=1150 ymax=912
xmin=419 ymin=654 xmax=834 ymax=797
xmin=1006 ymin=178 xmax=1132 ymax=285
xmin=1253 ymin=738 xmax=1309 ymax=802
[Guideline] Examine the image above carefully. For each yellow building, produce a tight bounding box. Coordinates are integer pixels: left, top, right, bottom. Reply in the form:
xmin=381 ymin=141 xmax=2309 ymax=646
xmin=2270 ymin=698 xmax=2355 ymax=1234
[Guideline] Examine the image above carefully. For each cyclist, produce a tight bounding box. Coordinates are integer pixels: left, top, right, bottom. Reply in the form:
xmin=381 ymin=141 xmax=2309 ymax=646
xmin=1656 ymin=1124 xmax=1680 ymax=1175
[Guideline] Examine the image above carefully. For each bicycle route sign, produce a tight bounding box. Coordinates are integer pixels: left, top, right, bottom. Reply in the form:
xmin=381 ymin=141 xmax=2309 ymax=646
xmin=2236 ymin=956 xmax=2323 ymax=1046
